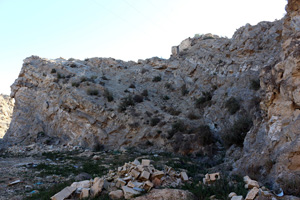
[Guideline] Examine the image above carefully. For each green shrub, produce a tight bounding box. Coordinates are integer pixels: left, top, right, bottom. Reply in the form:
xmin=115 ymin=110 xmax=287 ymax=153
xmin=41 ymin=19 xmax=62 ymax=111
xmin=141 ymin=89 xmax=148 ymax=97
xmin=192 ymin=125 xmax=214 ymax=146
xmin=102 ymin=75 xmax=109 ymax=80
xmin=181 ymin=84 xmax=189 ymax=96
xmin=118 ymin=95 xmax=135 ymax=112
xmin=187 ymin=112 xmax=199 ymax=120
xmin=225 ymin=97 xmax=240 ymax=115
xmin=57 ymin=73 xmax=65 ymax=79
xmin=250 ymin=79 xmax=260 ymax=91
xmin=87 ymin=88 xmax=99 ymax=96
xmin=168 ymin=121 xmax=186 ymax=139
xmin=71 ymin=82 xmax=80 ymax=87
xmin=162 ymin=95 xmax=170 ymax=100
xmin=150 ymin=117 xmax=161 ymax=126
xmin=104 ymin=89 xmax=114 ymax=102
xmin=129 ymin=83 xmax=136 ymax=88
xmin=80 ymin=76 xmax=87 ymax=82
xmin=152 ymin=76 xmax=162 ymax=82
xmin=165 ymin=83 xmax=173 ymax=90
xmin=50 ymin=69 xmax=56 ymax=73
xmin=222 ymin=117 xmax=253 ymax=147
xmin=166 ymin=107 xmax=181 ymax=116
xmin=195 ymin=92 xmax=212 ymax=108
xmin=133 ymin=94 xmax=143 ymax=103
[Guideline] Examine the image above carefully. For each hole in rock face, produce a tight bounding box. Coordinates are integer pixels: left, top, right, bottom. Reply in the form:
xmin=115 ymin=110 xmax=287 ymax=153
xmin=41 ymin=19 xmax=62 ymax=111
xmin=215 ymin=174 xmax=219 ymax=179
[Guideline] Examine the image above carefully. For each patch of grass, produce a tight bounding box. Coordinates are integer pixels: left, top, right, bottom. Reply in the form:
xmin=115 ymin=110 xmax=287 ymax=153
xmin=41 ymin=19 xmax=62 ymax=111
xmin=152 ymin=76 xmax=162 ymax=82
xmin=87 ymin=88 xmax=99 ymax=96
xmin=195 ymin=92 xmax=212 ymax=108
xmin=104 ymin=89 xmax=114 ymax=102
xmin=222 ymin=116 xmax=253 ymax=148
xmin=166 ymin=107 xmax=181 ymax=116
xmin=225 ymin=97 xmax=240 ymax=115
xmin=82 ymin=162 xmax=107 ymax=177
xmin=118 ymin=95 xmax=135 ymax=112
xmin=57 ymin=73 xmax=65 ymax=79
xmin=250 ymin=79 xmax=260 ymax=91
xmin=35 ymin=163 xmax=79 ymax=177
xmin=181 ymin=176 xmax=247 ymax=200
xmin=25 ymin=180 xmax=73 ymax=200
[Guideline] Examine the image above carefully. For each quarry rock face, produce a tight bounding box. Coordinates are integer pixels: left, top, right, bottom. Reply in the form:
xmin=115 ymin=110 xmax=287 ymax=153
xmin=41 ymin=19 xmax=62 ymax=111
xmin=0 ymin=95 xmax=14 ymax=138
xmin=4 ymin=0 xmax=300 ymax=191
xmin=4 ymin=19 xmax=281 ymax=155
xmin=233 ymin=0 xmax=300 ymax=189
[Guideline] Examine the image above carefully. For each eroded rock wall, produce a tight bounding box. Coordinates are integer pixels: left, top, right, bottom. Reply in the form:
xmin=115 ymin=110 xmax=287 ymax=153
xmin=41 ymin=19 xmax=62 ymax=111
xmin=234 ymin=0 xmax=300 ymax=189
xmin=0 ymin=95 xmax=14 ymax=138
xmin=4 ymin=20 xmax=282 ymax=157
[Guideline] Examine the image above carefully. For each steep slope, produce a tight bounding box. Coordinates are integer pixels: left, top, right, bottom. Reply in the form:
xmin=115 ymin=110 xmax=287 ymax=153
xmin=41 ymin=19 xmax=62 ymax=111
xmin=234 ymin=0 xmax=300 ymax=191
xmin=0 ymin=95 xmax=14 ymax=138
xmin=4 ymin=20 xmax=282 ymax=157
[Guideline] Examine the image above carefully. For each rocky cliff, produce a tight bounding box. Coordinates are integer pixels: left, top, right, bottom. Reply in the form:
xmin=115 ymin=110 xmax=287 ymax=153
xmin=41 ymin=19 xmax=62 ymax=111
xmin=234 ymin=0 xmax=300 ymax=191
xmin=0 ymin=95 xmax=14 ymax=138
xmin=4 ymin=0 xmax=300 ymax=192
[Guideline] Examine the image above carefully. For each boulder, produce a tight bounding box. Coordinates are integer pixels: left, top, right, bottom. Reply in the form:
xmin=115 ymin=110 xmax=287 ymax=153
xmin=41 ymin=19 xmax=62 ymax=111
xmin=245 ymin=187 xmax=259 ymax=200
xmin=132 ymin=189 xmax=195 ymax=200
xmin=50 ymin=186 xmax=76 ymax=200
xmin=90 ymin=177 xmax=104 ymax=197
xmin=109 ymin=190 xmax=124 ymax=200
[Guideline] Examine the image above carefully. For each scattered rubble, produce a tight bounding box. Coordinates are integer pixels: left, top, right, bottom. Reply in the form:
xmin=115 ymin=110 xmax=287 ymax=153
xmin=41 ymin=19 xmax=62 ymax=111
xmin=51 ymin=158 xmax=189 ymax=199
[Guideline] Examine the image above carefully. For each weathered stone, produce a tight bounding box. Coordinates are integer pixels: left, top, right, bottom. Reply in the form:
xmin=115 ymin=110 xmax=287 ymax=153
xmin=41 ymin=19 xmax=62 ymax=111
xmin=71 ymin=180 xmax=91 ymax=188
xmin=141 ymin=159 xmax=150 ymax=166
xmin=243 ymin=176 xmax=259 ymax=189
xmin=130 ymin=169 xmax=140 ymax=179
xmin=122 ymin=186 xmax=140 ymax=199
xmin=116 ymin=178 xmax=126 ymax=188
xmin=231 ymin=196 xmax=244 ymax=200
xmin=80 ymin=188 xmax=90 ymax=199
xmin=132 ymin=189 xmax=195 ymax=200
xmin=139 ymin=171 xmax=150 ymax=181
xmin=151 ymin=171 xmax=164 ymax=179
xmin=152 ymin=177 xmax=162 ymax=187
xmin=228 ymin=192 xmax=237 ymax=198
xmin=143 ymin=180 xmax=154 ymax=191
xmin=180 ymin=172 xmax=189 ymax=181
xmin=132 ymin=159 xmax=140 ymax=166
xmin=245 ymin=187 xmax=259 ymax=200
xmin=51 ymin=186 xmax=76 ymax=200
xmin=90 ymin=178 xmax=104 ymax=198
xmin=127 ymin=181 xmax=135 ymax=188
xmin=0 ymin=94 xmax=13 ymax=138
xmin=109 ymin=190 xmax=124 ymax=200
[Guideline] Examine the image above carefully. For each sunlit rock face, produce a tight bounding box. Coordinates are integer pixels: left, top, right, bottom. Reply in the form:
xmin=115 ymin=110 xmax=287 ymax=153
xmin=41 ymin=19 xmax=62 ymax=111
xmin=0 ymin=94 xmax=14 ymax=138
xmin=4 ymin=17 xmax=282 ymax=156
xmin=234 ymin=0 xmax=300 ymax=188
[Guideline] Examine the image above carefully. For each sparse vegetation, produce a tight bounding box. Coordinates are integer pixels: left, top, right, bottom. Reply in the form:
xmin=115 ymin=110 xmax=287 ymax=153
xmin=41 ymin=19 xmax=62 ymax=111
xmin=71 ymin=82 xmax=80 ymax=87
xmin=250 ymin=79 xmax=260 ymax=91
xmin=187 ymin=112 xmax=200 ymax=120
xmin=166 ymin=107 xmax=181 ymax=116
xmin=87 ymin=88 xmax=99 ymax=96
xmin=118 ymin=95 xmax=135 ymax=112
xmin=141 ymin=89 xmax=148 ymax=97
xmin=152 ymin=76 xmax=162 ymax=82
xmin=129 ymin=83 xmax=136 ymax=88
xmin=279 ymin=176 xmax=300 ymax=196
xmin=57 ymin=72 xmax=65 ymax=79
xmin=225 ymin=97 xmax=240 ymax=115
xmin=222 ymin=116 xmax=253 ymax=148
xmin=50 ymin=69 xmax=56 ymax=73
xmin=167 ymin=121 xmax=186 ymax=139
xmin=162 ymin=95 xmax=170 ymax=100
xmin=150 ymin=117 xmax=161 ymax=126
xmin=195 ymin=91 xmax=212 ymax=108
xmin=181 ymin=84 xmax=189 ymax=96
xmin=104 ymin=89 xmax=114 ymax=102
xmin=133 ymin=94 xmax=143 ymax=103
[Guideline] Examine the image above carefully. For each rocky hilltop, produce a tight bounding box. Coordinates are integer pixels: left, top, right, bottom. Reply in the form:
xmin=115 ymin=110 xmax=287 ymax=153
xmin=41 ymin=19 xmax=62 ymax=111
xmin=3 ymin=0 xmax=299 ymax=194
xmin=0 ymin=94 xmax=14 ymax=138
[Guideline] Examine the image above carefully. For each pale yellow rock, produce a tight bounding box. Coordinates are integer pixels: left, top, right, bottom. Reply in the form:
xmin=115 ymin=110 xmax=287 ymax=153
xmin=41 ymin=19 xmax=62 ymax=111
xmin=90 ymin=177 xmax=104 ymax=198
xmin=127 ymin=181 xmax=135 ymax=188
xmin=139 ymin=171 xmax=150 ymax=181
xmin=143 ymin=180 xmax=154 ymax=191
xmin=130 ymin=169 xmax=140 ymax=178
xmin=80 ymin=188 xmax=90 ymax=199
xmin=180 ymin=172 xmax=189 ymax=181
xmin=109 ymin=190 xmax=124 ymax=200
xmin=122 ymin=186 xmax=140 ymax=199
xmin=71 ymin=180 xmax=91 ymax=188
xmin=231 ymin=196 xmax=244 ymax=200
xmin=51 ymin=186 xmax=76 ymax=200
xmin=152 ymin=171 xmax=164 ymax=179
xmin=141 ymin=159 xmax=150 ymax=166
xmin=116 ymin=178 xmax=126 ymax=188
xmin=245 ymin=187 xmax=259 ymax=200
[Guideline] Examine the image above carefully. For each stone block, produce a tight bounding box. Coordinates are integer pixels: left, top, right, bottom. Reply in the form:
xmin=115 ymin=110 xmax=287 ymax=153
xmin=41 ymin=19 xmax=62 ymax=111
xmin=122 ymin=186 xmax=140 ymax=199
xmin=245 ymin=187 xmax=259 ymax=200
xmin=90 ymin=178 xmax=104 ymax=198
xmin=152 ymin=177 xmax=162 ymax=187
xmin=228 ymin=192 xmax=237 ymax=198
xmin=71 ymin=180 xmax=91 ymax=188
xmin=80 ymin=188 xmax=90 ymax=199
xmin=109 ymin=190 xmax=124 ymax=200
xmin=133 ymin=159 xmax=140 ymax=166
xmin=116 ymin=178 xmax=126 ymax=188
xmin=51 ymin=186 xmax=76 ymax=200
xmin=127 ymin=181 xmax=135 ymax=188
xmin=152 ymin=170 xmax=164 ymax=179
xmin=130 ymin=169 xmax=140 ymax=178
xmin=231 ymin=196 xmax=244 ymax=200
xmin=143 ymin=180 xmax=154 ymax=191
xmin=141 ymin=159 xmax=150 ymax=166
xmin=180 ymin=172 xmax=189 ymax=181
xmin=139 ymin=171 xmax=150 ymax=181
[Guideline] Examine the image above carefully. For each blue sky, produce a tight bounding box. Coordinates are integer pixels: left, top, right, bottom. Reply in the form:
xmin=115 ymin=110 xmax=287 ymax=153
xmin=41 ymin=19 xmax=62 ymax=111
xmin=0 ymin=0 xmax=286 ymax=95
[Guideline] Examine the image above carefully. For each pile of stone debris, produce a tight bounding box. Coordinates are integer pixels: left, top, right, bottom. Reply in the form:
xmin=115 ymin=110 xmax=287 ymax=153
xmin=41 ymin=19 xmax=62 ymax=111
xmin=51 ymin=158 xmax=189 ymax=200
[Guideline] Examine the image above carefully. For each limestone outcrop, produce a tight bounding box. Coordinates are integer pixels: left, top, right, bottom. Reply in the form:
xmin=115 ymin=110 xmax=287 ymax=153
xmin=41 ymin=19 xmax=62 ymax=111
xmin=233 ymin=0 xmax=300 ymax=192
xmin=4 ymin=19 xmax=282 ymax=155
xmin=0 ymin=95 xmax=14 ymax=138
